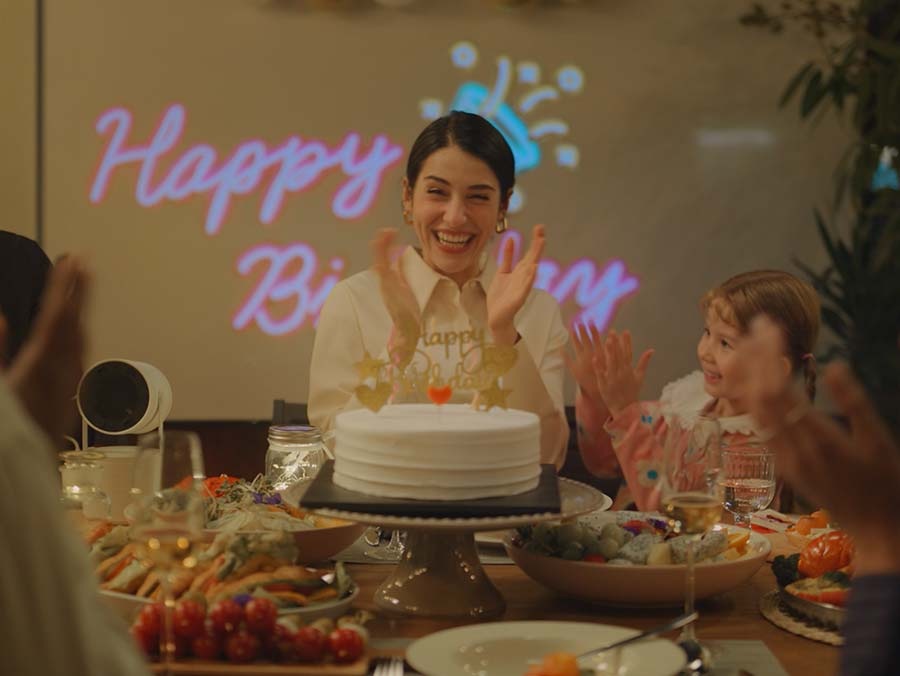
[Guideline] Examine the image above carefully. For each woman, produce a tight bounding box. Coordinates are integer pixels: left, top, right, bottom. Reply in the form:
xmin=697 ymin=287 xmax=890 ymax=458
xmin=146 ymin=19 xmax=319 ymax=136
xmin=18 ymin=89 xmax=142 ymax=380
xmin=308 ymin=111 xmax=569 ymax=468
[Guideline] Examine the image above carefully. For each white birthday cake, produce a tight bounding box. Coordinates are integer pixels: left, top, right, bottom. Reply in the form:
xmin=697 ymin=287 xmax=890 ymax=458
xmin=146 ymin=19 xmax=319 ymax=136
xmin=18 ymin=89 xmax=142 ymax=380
xmin=332 ymin=403 xmax=541 ymax=500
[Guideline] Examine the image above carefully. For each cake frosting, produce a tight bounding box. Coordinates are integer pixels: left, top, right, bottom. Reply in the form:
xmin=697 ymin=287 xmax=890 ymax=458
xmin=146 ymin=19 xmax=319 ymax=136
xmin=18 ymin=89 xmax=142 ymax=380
xmin=333 ymin=403 xmax=541 ymax=500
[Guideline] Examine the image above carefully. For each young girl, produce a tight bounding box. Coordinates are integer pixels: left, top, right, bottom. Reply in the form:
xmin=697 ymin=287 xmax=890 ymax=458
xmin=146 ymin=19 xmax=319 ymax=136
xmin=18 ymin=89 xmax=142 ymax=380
xmin=570 ymin=270 xmax=820 ymax=512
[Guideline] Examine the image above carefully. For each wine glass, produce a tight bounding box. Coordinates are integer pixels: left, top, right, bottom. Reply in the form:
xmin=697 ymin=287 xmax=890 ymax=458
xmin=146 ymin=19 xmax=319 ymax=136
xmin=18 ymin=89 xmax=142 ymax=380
xmin=129 ymin=430 xmax=205 ymax=669
xmin=659 ymin=415 xmax=722 ymax=657
xmin=719 ymin=445 xmax=776 ymax=529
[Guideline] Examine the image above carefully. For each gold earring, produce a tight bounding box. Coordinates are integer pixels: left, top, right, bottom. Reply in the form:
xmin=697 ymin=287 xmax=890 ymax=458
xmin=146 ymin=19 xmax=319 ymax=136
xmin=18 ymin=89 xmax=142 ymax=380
xmin=402 ymin=205 xmax=413 ymax=226
xmin=495 ymin=216 xmax=509 ymax=234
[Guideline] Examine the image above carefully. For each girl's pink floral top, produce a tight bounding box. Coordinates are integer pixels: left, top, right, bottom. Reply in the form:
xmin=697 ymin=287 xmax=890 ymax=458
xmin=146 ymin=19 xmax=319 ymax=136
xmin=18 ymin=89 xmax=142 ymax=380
xmin=577 ymin=371 xmax=782 ymax=512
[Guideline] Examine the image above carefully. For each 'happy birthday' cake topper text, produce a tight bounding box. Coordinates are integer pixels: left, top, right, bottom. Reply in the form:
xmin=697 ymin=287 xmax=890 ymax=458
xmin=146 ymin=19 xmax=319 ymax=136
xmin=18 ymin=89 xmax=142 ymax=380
xmin=352 ymin=320 xmax=518 ymax=413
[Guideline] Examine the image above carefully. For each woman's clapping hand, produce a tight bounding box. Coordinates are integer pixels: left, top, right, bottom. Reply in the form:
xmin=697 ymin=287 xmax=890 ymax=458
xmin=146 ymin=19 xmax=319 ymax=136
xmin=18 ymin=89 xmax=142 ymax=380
xmin=486 ymin=224 xmax=545 ymax=345
xmin=371 ymin=228 xmax=421 ymax=367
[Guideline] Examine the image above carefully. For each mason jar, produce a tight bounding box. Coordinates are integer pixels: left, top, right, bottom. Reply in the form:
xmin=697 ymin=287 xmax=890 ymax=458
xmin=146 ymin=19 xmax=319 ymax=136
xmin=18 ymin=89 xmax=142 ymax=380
xmin=265 ymin=425 xmax=326 ymax=505
xmin=59 ymin=451 xmax=112 ymax=525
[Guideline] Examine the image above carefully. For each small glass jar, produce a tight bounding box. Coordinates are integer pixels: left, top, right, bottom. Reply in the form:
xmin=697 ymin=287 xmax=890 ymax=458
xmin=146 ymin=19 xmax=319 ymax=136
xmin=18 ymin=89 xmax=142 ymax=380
xmin=59 ymin=451 xmax=112 ymax=525
xmin=265 ymin=425 xmax=326 ymax=505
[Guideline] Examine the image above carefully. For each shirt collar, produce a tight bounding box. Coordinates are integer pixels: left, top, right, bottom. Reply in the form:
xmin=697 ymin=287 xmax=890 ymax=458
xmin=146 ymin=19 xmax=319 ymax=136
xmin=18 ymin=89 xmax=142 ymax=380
xmin=400 ymin=246 xmax=496 ymax=314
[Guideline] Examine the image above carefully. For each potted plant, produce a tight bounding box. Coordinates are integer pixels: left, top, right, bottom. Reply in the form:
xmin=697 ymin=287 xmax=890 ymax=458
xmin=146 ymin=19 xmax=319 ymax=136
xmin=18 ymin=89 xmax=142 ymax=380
xmin=741 ymin=0 xmax=900 ymax=435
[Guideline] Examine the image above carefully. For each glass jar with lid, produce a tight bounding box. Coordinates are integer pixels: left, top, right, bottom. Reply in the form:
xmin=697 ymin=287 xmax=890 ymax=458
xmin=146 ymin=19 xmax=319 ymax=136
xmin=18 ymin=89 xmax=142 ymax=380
xmin=265 ymin=425 xmax=327 ymax=505
xmin=59 ymin=450 xmax=112 ymax=525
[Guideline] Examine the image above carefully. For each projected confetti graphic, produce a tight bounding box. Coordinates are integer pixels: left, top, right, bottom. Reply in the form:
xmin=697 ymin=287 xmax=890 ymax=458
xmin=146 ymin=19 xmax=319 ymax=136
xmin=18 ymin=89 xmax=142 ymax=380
xmin=420 ymin=41 xmax=584 ymax=213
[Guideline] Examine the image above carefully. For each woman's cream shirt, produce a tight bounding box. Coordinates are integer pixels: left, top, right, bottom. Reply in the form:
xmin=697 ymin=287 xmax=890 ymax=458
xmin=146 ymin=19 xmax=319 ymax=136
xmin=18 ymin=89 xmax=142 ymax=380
xmin=308 ymin=246 xmax=569 ymax=469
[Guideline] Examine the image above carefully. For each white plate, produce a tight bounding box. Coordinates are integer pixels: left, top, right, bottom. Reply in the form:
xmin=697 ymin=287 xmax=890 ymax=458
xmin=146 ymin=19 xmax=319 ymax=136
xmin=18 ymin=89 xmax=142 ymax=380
xmin=406 ymin=621 xmax=685 ymax=676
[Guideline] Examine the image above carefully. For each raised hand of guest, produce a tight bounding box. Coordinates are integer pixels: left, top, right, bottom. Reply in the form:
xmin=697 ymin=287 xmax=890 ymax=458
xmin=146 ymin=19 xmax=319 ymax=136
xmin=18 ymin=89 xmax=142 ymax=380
xmin=743 ymin=318 xmax=900 ymax=575
xmin=592 ymin=329 xmax=654 ymax=417
xmin=564 ymin=322 xmax=607 ymax=407
xmin=371 ymin=228 xmax=421 ymax=367
xmin=4 ymin=256 xmax=90 ymax=447
xmin=486 ymin=224 xmax=545 ymax=345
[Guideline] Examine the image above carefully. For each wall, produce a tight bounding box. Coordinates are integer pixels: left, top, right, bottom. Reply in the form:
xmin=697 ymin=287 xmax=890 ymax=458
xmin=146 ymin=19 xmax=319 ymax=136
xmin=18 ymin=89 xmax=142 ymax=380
xmin=0 ymin=0 xmax=37 ymax=239
xmin=32 ymin=0 xmax=850 ymax=419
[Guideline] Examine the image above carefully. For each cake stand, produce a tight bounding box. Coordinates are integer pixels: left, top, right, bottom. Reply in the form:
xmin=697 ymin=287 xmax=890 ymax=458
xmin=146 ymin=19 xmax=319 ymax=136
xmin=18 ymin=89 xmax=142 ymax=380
xmin=310 ymin=478 xmax=612 ymax=620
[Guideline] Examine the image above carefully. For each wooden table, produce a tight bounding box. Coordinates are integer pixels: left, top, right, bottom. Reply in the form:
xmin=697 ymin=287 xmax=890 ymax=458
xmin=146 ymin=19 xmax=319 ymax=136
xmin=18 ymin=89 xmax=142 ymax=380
xmin=347 ymin=562 xmax=840 ymax=676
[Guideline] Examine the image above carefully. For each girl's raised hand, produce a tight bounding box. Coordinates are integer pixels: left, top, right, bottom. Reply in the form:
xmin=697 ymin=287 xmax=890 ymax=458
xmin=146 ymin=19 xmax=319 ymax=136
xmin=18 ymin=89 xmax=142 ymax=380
xmin=486 ymin=224 xmax=545 ymax=345
xmin=564 ymin=322 xmax=605 ymax=403
xmin=592 ymin=329 xmax=654 ymax=417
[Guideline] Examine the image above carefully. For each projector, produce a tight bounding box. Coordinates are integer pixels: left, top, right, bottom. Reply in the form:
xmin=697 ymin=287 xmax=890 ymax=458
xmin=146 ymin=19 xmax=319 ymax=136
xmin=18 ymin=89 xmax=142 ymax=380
xmin=75 ymin=359 xmax=172 ymax=519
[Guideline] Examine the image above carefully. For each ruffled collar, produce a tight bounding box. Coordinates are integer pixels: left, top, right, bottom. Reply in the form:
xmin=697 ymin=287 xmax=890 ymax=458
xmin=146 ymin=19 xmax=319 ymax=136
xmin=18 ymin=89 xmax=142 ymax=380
xmin=659 ymin=370 xmax=759 ymax=436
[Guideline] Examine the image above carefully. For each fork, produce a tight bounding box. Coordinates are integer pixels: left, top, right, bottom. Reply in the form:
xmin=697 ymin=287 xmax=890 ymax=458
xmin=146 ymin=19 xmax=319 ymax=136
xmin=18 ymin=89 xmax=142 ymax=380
xmin=372 ymin=656 xmax=405 ymax=676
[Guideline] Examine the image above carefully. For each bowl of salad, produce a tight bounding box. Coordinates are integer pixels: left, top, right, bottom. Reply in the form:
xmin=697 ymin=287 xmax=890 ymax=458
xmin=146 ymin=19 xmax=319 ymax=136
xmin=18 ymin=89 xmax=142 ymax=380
xmin=200 ymin=475 xmax=366 ymax=563
xmin=505 ymin=511 xmax=770 ymax=605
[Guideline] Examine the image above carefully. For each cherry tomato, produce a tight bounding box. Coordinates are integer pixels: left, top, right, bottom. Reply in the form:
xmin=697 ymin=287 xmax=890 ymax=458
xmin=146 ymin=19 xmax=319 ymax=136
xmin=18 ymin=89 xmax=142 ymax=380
xmin=191 ymin=628 xmax=223 ymax=660
xmin=173 ymin=635 xmax=192 ymax=659
xmin=582 ymin=554 xmax=606 ymax=563
xmin=294 ymin=626 xmax=327 ymax=662
xmin=209 ymin=598 xmax=245 ymax=635
xmin=328 ymin=627 xmax=365 ymax=663
xmin=264 ymin=623 xmax=295 ymax=661
xmin=130 ymin=622 xmax=159 ymax=657
xmin=173 ymin=600 xmax=207 ymax=639
xmin=225 ymin=629 xmax=261 ymax=663
xmin=135 ymin=603 xmax=164 ymax=639
xmin=244 ymin=597 xmax=278 ymax=636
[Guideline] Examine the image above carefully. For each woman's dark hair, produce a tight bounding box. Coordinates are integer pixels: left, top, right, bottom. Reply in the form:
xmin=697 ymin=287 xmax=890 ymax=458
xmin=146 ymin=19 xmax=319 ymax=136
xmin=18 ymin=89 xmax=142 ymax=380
xmin=406 ymin=111 xmax=516 ymax=200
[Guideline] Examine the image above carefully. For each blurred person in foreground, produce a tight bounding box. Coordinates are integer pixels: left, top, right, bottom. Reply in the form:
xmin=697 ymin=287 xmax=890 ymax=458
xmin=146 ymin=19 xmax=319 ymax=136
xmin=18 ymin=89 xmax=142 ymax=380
xmin=0 ymin=230 xmax=52 ymax=365
xmin=741 ymin=317 xmax=900 ymax=676
xmin=0 ymin=256 xmax=148 ymax=676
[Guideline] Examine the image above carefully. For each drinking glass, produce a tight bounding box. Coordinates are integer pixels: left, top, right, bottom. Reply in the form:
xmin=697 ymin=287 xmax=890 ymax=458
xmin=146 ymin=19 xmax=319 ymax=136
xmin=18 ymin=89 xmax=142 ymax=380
xmin=364 ymin=528 xmax=407 ymax=562
xmin=59 ymin=450 xmax=112 ymax=527
xmin=129 ymin=431 xmax=206 ymax=669
xmin=719 ymin=446 xmax=776 ymax=528
xmin=659 ymin=415 xmax=722 ymax=649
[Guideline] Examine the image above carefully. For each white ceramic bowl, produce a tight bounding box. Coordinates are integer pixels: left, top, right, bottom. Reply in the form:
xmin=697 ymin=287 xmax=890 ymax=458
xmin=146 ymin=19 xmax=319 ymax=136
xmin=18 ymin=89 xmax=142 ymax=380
xmin=505 ymin=525 xmax=771 ymax=606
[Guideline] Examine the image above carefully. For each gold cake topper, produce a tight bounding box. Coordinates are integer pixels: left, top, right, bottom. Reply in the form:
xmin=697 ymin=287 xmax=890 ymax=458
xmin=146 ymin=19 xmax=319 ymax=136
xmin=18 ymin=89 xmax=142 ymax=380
xmin=352 ymin=320 xmax=517 ymax=413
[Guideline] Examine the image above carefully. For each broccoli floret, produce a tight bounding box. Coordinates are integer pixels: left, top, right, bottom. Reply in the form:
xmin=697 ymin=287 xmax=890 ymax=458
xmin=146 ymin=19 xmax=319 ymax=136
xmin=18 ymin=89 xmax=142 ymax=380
xmin=772 ymin=553 xmax=801 ymax=587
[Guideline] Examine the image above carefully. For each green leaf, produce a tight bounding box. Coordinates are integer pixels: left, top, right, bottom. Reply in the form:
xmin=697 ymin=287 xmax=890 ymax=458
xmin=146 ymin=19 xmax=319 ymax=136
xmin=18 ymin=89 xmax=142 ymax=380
xmin=800 ymin=70 xmax=828 ymax=117
xmin=780 ymin=62 xmax=816 ymax=108
xmin=813 ymin=210 xmax=840 ymax=263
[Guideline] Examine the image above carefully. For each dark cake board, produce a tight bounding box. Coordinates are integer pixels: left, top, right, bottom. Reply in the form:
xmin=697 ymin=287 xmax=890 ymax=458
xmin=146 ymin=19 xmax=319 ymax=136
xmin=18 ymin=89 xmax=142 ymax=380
xmin=300 ymin=461 xmax=561 ymax=518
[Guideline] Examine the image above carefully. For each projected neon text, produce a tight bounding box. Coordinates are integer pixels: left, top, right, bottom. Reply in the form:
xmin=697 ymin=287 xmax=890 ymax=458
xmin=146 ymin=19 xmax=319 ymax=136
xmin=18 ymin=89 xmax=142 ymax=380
xmin=233 ymin=243 xmax=345 ymax=335
xmin=230 ymin=234 xmax=638 ymax=336
xmin=497 ymin=231 xmax=638 ymax=330
xmin=89 ymin=104 xmax=404 ymax=234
